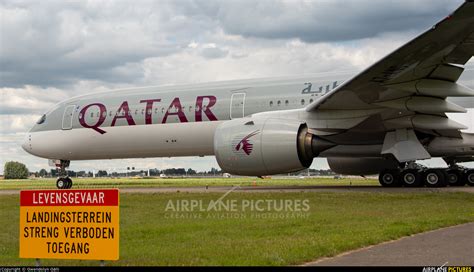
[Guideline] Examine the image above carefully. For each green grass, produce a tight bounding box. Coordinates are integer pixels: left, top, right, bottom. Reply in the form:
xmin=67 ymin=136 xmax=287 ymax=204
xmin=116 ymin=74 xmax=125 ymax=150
xmin=0 ymin=177 xmax=379 ymax=190
xmin=1 ymin=191 xmax=472 ymax=266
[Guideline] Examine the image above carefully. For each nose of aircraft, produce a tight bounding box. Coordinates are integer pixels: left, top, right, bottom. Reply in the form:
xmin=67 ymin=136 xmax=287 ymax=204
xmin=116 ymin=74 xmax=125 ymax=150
xmin=21 ymin=133 xmax=32 ymax=154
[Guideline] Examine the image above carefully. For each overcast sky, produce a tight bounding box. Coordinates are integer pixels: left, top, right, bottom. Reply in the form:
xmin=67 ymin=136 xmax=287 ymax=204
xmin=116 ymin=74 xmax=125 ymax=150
xmin=0 ymin=0 xmax=472 ymax=174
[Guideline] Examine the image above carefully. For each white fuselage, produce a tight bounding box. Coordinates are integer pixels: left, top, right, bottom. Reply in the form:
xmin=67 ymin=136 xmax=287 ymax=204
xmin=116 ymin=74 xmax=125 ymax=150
xmin=22 ymin=75 xmax=343 ymax=160
xmin=22 ymin=73 xmax=474 ymax=161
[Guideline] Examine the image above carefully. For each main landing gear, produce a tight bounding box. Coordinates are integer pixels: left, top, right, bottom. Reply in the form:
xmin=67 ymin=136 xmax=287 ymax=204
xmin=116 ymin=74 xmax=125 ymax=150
xmin=55 ymin=160 xmax=73 ymax=189
xmin=379 ymin=163 xmax=473 ymax=188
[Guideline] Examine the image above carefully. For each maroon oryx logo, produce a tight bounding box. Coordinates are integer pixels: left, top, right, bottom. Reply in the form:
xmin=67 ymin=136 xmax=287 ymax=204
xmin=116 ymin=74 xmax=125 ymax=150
xmin=235 ymin=130 xmax=260 ymax=155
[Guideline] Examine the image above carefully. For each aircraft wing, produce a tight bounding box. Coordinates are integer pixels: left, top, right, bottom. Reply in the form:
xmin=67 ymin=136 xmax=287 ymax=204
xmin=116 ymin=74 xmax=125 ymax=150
xmin=304 ymin=1 xmax=474 ymax=162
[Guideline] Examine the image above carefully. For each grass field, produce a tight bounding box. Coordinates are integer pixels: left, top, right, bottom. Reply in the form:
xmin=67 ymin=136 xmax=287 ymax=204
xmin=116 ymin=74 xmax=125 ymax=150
xmin=1 ymin=190 xmax=472 ymax=266
xmin=0 ymin=177 xmax=379 ymax=190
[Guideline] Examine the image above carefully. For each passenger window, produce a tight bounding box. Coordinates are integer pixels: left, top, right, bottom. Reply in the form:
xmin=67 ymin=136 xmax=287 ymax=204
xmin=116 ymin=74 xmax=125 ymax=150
xmin=90 ymin=112 xmax=94 ymax=118
xmin=277 ymin=100 xmax=281 ymax=106
xmin=285 ymin=100 xmax=289 ymax=106
xmin=141 ymin=109 xmax=144 ymax=115
xmin=269 ymin=101 xmax=273 ymax=107
xmin=155 ymin=108 xmax=158 ymax=114
xmin=309 ymin=99 xmax=313 ymax=103
xmin=301 ymin=99 xmax=305 ymax=105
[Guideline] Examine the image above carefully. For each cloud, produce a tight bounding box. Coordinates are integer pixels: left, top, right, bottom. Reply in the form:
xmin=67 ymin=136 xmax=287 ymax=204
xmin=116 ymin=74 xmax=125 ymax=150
xmin=188 ymin=0 xmax=462 ymax=43
xmin=0 ymin=86 xmax=68 ymax=115
xmin=1 ymin=0 xmax=464 ymax=88
xmin=0 ymin=1 xmax=187 ymax=87
xmin=140 ymin=32 xmax=413 ymax=86
xmin=0 ymin=115 xmax=38 ymax=135
xmin=200 ymin=46 xmax=228 ymax=59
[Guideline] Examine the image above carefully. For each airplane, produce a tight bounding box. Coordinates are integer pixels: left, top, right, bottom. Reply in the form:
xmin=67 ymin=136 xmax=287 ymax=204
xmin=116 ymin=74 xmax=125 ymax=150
xmin=22 ymin=2 xmax=474 ymax=189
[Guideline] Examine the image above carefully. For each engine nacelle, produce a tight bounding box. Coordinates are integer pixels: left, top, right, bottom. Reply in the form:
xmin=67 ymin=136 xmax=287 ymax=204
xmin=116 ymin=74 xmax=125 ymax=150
xmin=327 ymin=157 xmax=399 ymax=175
xmin=214 ymin=118 xmax=313 ymax=176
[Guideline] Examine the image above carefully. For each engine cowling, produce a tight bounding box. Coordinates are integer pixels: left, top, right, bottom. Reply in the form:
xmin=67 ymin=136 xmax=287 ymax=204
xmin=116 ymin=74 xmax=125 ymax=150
xmin=327 ymin=157 xmax=399 ymax=175
xmin=214 ymin=118 xmax=313 ymax=176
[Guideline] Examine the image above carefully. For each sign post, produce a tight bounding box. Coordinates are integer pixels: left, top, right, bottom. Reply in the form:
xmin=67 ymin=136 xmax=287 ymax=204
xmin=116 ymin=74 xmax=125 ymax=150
xmin=19 ymin=189 xmax=119 ymax=261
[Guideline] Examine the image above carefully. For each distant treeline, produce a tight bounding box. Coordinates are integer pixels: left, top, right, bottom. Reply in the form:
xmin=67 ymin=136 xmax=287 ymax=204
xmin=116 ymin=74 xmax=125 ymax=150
xmin=293 ymin=169 xmax=335 ymax=176
xmin=31 ymin=167 xmax=223 ymax=178
xmin=29 ymin=167 xmax=334 ymax=178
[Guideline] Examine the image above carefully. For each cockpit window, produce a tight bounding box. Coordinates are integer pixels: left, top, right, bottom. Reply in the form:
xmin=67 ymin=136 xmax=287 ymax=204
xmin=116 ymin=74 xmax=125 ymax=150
xmin=36 ymin=114 xmax=46 ymax=124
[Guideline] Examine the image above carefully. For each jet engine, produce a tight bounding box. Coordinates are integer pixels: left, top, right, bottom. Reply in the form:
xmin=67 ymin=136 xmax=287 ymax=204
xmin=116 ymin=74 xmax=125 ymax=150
xmin=214 ymin=118 xmax=314 ymax=176
xmin=327 ymin=157 xmax=399 ymax=175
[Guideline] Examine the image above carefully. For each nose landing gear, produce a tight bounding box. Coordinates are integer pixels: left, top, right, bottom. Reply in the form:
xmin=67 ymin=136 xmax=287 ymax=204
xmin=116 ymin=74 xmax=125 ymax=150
xmin=55 ymin=160 xmax=73 ymax=189
xmin=56 ymin=177 xmax=73 ymax=189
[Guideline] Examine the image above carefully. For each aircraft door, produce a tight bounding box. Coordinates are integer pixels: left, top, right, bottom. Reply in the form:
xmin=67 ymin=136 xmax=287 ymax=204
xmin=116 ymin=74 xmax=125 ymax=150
xmin=62 ymin=105 xmax=76 ymax=130
xmin=230 ymin=93 xmax=246 ymax=119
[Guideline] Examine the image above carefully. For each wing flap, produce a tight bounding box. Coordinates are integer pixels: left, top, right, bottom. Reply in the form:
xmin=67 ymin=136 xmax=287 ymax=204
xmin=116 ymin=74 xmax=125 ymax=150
xmin=446 ymin=32 xmax=474 ymax=64
xmin=373 ymin=96 xmax=467 ymax=114
xmin=385 ymin=79 xmax=474 ymax=97
xmin=429 ymin=64 xmax=464 ymax=82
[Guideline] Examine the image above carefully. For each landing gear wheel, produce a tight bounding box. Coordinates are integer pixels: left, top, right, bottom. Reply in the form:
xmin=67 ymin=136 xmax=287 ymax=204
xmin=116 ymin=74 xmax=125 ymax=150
xmin=56 ymin=177 xmax=73 ymax=189
xmin=401 ymin=169 xmax=422 ymax=187
xmin=56 ymin=178 xmax=67 ymax=189
xmin=446 ymin=169 xmax=465 ymax=186
xmin=379 ymin=169 xmax=401 ymax=187
xmin=465 ymin=169 xmax=474 ymax=187
xmin=65 ymin=177 xmax=73 ymax=189
xmin=423 ymin=169 xmax=447 ymax=187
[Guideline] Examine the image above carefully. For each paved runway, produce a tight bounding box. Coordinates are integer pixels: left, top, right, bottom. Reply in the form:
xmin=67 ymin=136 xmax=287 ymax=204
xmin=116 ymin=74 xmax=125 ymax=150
xmin=0 ymin=185 xmax=473 ymax=195
xmin=305 ymin=222 xmax=474 ymax=266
